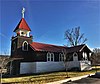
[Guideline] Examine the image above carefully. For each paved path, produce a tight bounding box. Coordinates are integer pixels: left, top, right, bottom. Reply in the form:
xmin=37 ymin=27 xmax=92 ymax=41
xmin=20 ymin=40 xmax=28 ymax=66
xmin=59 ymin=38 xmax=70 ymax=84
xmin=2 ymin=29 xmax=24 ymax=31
xmin=63 ymin=74 xmax=100 ymax=84
xmin=47 ymin=74 xmax=94 ymax=84
xmin=63 ymin=77 xmax=100 ymax=84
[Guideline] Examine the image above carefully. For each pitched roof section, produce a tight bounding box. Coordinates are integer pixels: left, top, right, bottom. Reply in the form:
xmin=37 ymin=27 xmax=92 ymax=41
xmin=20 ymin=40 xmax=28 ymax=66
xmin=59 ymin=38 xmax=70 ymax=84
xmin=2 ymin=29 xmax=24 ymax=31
xmin=66 ymin=44 xmax=85 ymax=53
xmin=30 ymin=42 xmax=91 ymax=53
xmin=30 ymin=42 xmax=66 ymax=52
xmin=14 ymin=18 xmax=31 ymax=32
xmin=66 ymin=44 xmax=91 ymax=53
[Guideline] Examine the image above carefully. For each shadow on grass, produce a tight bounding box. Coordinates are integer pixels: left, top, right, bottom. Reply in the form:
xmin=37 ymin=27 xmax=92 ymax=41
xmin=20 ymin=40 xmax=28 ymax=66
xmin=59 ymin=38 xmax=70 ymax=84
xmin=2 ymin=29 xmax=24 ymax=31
xmin=3 ymin=68 xmax=100 ymax=78
xmin=3 ymin=70 xmax=66 ymax=78
xmin=2 ymin=68 xmax=100 ymax=84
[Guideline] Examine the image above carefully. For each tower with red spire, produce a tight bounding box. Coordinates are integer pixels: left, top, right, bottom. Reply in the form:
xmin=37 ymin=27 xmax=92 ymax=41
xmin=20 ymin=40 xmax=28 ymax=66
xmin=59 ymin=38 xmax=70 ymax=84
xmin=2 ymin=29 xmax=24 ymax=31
xmin=14 ymin=7 xmax=31 ymax=37
xmin=11 ymin=8 xmax=33 ymax=75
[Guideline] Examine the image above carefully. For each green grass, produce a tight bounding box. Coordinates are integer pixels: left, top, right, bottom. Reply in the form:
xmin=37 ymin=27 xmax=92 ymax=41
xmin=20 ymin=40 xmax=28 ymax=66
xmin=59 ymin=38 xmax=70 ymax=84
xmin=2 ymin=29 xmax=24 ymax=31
xmin=2 ymin=67 xmax=100 ymax=84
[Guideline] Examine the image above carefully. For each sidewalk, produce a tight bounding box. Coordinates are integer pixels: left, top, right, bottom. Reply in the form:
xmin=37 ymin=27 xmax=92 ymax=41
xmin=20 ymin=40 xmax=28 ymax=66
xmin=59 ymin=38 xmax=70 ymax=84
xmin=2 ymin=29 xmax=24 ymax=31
xmin=46 ymin=73 xmax=95 ymax=84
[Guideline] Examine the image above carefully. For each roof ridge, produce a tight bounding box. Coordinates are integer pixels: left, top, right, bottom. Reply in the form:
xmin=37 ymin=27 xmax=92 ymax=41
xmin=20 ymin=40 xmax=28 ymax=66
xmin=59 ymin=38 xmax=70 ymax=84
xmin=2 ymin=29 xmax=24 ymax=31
xmin=32 ymin=42 xmax=66 ymax=47
xmin=67 ymin=44 xmax=85 ymax=48
xmin=30 ymin=42 xmax=66 ymax=52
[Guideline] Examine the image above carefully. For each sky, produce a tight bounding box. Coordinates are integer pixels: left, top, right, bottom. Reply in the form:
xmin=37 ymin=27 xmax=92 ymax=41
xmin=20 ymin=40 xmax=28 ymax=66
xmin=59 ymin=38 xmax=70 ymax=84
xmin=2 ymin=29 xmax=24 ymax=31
xmin=0 ymin=0 xmax=100 ymax=55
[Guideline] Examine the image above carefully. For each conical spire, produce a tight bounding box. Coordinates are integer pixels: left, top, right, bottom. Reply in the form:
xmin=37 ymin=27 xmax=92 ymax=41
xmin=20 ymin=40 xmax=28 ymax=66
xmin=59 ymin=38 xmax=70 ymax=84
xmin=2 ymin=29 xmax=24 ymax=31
xmin=14 ymin=18 xmax=31 ymax=32
xmin=14 ymin=7 xmax=31 ymax=32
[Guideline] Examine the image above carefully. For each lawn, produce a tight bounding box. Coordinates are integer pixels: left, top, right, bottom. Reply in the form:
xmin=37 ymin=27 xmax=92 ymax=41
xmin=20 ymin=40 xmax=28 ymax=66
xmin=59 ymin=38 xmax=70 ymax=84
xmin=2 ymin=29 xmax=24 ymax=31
xmin=2 ymin=67 xmax=100 ymax=84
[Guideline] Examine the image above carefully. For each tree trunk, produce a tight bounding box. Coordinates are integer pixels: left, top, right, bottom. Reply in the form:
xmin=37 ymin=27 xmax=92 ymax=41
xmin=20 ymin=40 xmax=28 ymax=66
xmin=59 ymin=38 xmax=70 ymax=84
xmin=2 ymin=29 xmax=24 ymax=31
xmin=64 ymin=62 xmax=69 ymax=77
xmin=0 ymin=68 xmax=2 ymax=84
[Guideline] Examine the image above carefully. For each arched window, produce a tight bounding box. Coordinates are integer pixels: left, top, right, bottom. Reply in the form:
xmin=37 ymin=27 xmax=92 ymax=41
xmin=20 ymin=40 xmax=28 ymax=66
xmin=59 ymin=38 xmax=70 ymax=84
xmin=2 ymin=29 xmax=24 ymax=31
xmin=47 ymin=52 xmax=54 ymax=62
xmin=82 ymin=52 xmax=88 ymax=60
xmin=73 ymin=52 xmax=78 ymax=61
xmin=47 ymin=52 xmax=51 ymax=61
xmin=22 ymin=41 xmax=28 ymax=51
xmin=51 ymin=53 xmax=54 ymax=61
xmin=73 ymin=52 xmax=78 ymax=57
xmin=59 ymin=53 xmax=64 ymax=61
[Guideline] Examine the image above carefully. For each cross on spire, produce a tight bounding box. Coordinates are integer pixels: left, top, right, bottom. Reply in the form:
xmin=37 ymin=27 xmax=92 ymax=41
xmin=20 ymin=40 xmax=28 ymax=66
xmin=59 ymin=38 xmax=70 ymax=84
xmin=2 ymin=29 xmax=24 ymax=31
xmin=22 ymin=7 xmax=25 ymax=18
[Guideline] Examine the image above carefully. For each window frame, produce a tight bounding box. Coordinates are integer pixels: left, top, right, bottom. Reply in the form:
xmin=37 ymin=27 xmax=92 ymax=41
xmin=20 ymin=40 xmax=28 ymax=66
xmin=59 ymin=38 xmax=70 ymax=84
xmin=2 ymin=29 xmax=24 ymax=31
xmin=82 ymin=52 xmax=88 ymax=60
xmin=59 ymin=53 xmax=64 ymax=61
xmin=73 ymin=52 xmax=78 ymax=57
xmin=73 ymin=52 xmax=78 ymax=61
xmin=22 ymin=41 xmax=28 ymax=51
xmin=47 ymin=52 xmax=51 ymax=61
xmin=47 ymin=52 xmax=54 ymax=62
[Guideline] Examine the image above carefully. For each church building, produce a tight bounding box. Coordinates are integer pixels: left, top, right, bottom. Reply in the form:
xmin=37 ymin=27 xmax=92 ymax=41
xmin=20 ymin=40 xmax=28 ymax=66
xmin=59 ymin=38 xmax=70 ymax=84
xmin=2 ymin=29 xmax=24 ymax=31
xmin=10 ymin=8 xmax=92 ymax=75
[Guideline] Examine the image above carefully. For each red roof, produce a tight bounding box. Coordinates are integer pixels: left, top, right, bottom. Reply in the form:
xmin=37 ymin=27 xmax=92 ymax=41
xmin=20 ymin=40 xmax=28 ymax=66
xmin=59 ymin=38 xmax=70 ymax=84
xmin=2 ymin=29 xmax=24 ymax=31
xmin=30 ymin=42 xmax=66 ymax=52
xmin=14 ymin=18 xmax=31 ymax=32
xmin=30 ymin=42 xmax=91 ymax=53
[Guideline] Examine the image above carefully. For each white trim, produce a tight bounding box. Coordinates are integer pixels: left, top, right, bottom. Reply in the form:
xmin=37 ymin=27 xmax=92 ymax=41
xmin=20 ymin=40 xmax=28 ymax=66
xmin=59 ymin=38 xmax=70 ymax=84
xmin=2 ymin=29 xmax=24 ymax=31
xmin=73 ymin=52 xmax=78 ymax=57
xmin=47 ymin=52 xmax=54 ymax=62
xmin=82 ymin=52 xmax=88 ymax=60
xmin=73 ymin=52 xmax=78 ymax=61
xmin=47 ymin=52 xmax=51 ymax=61
xmin=51 ymin=53 xmax=54 ymax=61
xmin=79 ymin=45 xmax=86 ymax=52
xmin=16 ymin=29 xmax=30 ymax=37
xmin=22 ymin=41 xmax=28 ymax=51
xmin=59 ymin=53 xmax=64 ymax=61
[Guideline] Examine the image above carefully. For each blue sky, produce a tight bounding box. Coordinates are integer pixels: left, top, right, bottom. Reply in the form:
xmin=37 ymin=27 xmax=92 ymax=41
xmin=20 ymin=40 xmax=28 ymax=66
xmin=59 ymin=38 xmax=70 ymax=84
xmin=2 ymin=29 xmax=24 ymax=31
xmin=0 ymin=0 xmax=100 ymax=55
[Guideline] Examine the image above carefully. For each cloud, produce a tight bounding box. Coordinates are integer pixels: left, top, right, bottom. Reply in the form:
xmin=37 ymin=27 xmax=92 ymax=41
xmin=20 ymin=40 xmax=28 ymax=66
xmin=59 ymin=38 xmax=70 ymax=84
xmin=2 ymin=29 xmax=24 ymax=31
xmin=0 ymin=33 xmax=9 ymax=39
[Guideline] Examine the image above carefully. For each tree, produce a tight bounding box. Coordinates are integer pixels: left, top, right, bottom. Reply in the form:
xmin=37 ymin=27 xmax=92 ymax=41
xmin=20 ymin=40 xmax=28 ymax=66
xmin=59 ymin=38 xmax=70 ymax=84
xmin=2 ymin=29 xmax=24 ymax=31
xmin=91 ymin=48 xmax=100 ymax=65
xmin=0 ymin=56 xmax=22 ymax=84
xmin=0 ymin=56 xmax=13 ymax=84
xmin=90 ymin=48 xmax=100 ymax=73
xmin=65 ymin=26 xmax=87 ymax=46
xmin=62 ymin=49 xmax=72 ymax=77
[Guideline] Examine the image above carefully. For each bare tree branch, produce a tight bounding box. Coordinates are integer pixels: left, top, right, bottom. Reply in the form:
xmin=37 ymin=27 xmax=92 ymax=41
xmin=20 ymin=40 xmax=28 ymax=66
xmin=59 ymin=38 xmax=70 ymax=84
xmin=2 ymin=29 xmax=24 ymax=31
xmin=65 ymin=27 xmax=87 ymax=46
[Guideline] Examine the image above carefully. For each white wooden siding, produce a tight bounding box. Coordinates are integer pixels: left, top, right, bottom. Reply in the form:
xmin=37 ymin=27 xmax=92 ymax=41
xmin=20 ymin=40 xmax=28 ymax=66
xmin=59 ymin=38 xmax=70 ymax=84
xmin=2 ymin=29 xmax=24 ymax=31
xmin=35 ymin=62 xmax=65 ymax=73
xmin=20 ymin=61 xmax=91 ymax=74
xmin=20 ymin=62 xmax=65 ymax=74
xmin=20 ymin=62 xmax=36 ymax=74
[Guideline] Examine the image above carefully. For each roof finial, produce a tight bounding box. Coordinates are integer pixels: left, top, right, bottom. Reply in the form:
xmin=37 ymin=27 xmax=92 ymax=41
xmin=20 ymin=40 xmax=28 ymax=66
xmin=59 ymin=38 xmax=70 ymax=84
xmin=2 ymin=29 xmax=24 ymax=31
xmin=22 ymin=7 xmax=25 ymax=18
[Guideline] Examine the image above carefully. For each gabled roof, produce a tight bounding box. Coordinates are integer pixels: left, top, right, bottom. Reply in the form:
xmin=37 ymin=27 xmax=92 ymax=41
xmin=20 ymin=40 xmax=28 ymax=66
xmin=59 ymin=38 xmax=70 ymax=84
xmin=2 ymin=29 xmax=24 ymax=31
xmin=66 ymin=44 xmax=92 ymax=53
xmin=14 ymin=18 xmax=31 ymax=32
xmin=30 ymin=42 xmax=66 ymax=52
xmin=30 ymin=42 xmax=91 ymax=53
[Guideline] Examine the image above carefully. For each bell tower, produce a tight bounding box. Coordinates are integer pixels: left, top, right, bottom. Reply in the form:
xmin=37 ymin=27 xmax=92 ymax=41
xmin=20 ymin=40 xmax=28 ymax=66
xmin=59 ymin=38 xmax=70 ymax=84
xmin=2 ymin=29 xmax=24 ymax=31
xmin=14 ymin=7 xmax=31 ymax=37
xmin=11 ymin=7 xmax=33 ymax=57
xmin=10 ymin=7 xmax=34 ymax=75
